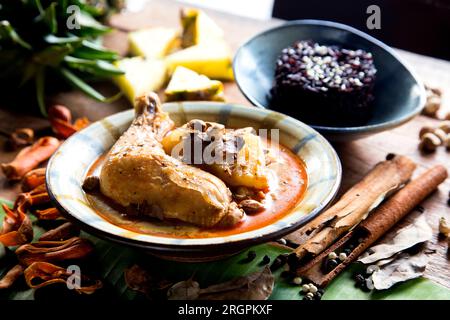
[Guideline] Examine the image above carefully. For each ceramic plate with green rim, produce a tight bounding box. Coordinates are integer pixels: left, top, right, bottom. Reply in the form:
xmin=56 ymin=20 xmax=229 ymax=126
xmin=46 ymin=102 xmax=341 ymax=260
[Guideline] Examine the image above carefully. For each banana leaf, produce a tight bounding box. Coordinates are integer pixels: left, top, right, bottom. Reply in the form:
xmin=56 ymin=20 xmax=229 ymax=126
xmin=1 ymin=199 xmax=449 ymax=300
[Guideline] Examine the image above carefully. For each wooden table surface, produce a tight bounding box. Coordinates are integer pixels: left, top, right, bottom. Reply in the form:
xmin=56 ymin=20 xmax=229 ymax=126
xmin=1 ymin=0 xmax=449 ymax=289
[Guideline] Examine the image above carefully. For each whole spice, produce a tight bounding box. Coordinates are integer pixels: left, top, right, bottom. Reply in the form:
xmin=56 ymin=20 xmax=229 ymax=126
xmin=0 ymin=265 xmax=24 ymax=290
xmin=244 ymin=250 xmax=257 ymax=262
xmin=418 ymin=132 xmax=441 ymax=153
xmin=419 ymin=126 xmax=434 ymax=139
xmin=439 ymin=217 xmax=450 ymax=237
xmin=49 ymin=104 xmax=90 ymax=139
xmin=292 ymin=165 xmax=447 ymax=287
xmin=270 ymin=254 xmax=288 ymax=271
xmin=6 ymin=128 xmax=34 ymax=151
xmin=24 ymin=262 xmax=102 ymax=294
xmin=292 ymin=276 xmax=302 ymax=285
xmin=34 ymin=207 xmax=60 ymax=220
xmin=439 ymin=121 xmax=450 ymax=133
xmin=15 ymin=237 xmax=95 ymax=266
xmin=289 ymin=155 xmax=416 ymax=262
xmin=1 ymin=137 xmax=60 ymax=181
xmin=418 ymin=122 xmax=450 ymax=153
xmin=422 ymin=85 xmax=442 ymax=118
xmin=0 ymin=203 xmax=33 ymax=247
xmin=21 ymin=168 xmax=46 ymax=192
xmin=39 ymin=222 xmax=79 ymax=241
xmin=433 ymin=128 xmax=447 ymax=144
xmin=260 ymin=255 xmax=271 ymax=266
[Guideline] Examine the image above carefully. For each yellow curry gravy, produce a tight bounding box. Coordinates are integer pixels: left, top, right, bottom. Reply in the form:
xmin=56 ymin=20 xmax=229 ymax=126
xmin=85 ymin=140 xmax=307 ymax=239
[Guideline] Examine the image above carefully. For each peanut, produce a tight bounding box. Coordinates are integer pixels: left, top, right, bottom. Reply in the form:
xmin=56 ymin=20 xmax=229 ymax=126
xmin=419 ymin=132 xmax=441 ymax=152
xmin=419 ymin=126 xmax=434 ymax=139
xmin=444 ymin=133 xmax=450 ymax=150
xmin=422 ymin=95 xmax=441 ymax=117
xmin=439 ymin=217 xmax=450 ymax=237
xmin=433 ymin=128 xmax=447 ymax=144
xmin=439 ymin=120 xmax=450 ymax=134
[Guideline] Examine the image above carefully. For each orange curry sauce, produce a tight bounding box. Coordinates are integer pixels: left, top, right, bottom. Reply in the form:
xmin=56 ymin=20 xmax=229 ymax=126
xmin=86 ymin=142 xmax=307 ymax=238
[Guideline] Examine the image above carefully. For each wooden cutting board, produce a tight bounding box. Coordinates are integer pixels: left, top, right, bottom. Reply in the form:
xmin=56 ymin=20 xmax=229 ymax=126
xmin=1 ymin=0 xmax=449 ymax=288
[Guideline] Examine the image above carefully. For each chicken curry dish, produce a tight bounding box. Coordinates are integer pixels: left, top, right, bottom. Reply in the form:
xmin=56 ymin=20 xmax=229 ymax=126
xmin=83 ymin=93 xmax=307 ymax=238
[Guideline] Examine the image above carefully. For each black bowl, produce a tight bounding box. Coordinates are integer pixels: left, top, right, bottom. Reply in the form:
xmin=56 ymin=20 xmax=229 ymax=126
xmin=233 ymin=20 xmax=426 ymax=141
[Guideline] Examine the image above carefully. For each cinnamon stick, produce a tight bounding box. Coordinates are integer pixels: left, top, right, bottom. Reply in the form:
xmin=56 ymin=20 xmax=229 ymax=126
xmin=1 ymin=137 xmax=59 ymax=181
xmin=289 ymin=155 xmax=416 ymax=262
xmin=292 ymin=165 xmax=448 ymax=287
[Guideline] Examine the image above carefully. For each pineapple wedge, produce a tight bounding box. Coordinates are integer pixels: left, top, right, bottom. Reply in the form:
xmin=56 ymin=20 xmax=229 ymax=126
xmin=128 ymin=27 xmax=180 ymax=59
xmin=180 ymin=8 xmax=224 ymax=47
xmin=165 ymin=66 xmax=224 ymax=102
xmin=165 ymin=40 xmax=234 ymax=80
xmin=162 ymin=125 xmax=269 ymax=190
xmin=113 ymin=57 xmax=167 ymax=103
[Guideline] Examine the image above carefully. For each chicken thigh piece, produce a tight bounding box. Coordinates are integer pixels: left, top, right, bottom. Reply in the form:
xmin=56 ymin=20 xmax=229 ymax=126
xmin=99 ymin=93 xmax=244 ymax=228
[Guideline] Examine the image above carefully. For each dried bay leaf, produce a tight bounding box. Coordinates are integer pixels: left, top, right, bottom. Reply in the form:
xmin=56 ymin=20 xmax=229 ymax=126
xmin=167 ymin=266 xmax=274 ymax=300
xmin=125 ymin=264 xmax=173 ymax=299
xmin=370 ymin=251 xmax=429 ymax=290
xmin=358 ymin=215 xmax=432 ymax=265
xmin=167 ymin=279 xmax=201 ymax=300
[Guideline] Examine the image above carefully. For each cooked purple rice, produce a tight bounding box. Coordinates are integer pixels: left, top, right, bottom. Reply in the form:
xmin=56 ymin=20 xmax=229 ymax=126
xmin=271 ymin=40 xmax=377 ymax=126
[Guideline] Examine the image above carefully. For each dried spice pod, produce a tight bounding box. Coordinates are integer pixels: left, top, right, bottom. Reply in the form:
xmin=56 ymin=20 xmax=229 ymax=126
xmin=15 ymin=237 xmax=95 ymax=266
xmin=24 ymin=261 xmax=102 ymax=294
xmin=39 ymin=222 xmax=79 ymax=241
xmin=1 ymin=137 xmax=60 ymax=181
xmin=49 ymin=104 xmax=90 ymax=139
xmin=6 ymin=128 xmax=34 ymax=151
xmin=0 ymin=265 xmax=24 ymax=290
xmin=34 ymin=207 xmax=61 ymax=220
xmin=0 ymin=203 xmax=33 ymax=247
xmin=21 ymin=168 xmax=46 ymax=192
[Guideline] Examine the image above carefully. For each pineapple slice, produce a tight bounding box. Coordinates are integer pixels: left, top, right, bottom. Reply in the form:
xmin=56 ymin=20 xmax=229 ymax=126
xmin=165 ymin=66 xmax=224 ymax=102
xmin=180 ymin=8 xmax=224 ymax=47
xmin=113 ymin=57 xmax=167 ymax=103
xmin=162 ymin=125 xmax=269 ymax=190
xmin=165 ymin=40 xmax=234 ymax=80
xmin=128 ymin=27 xmax=180 ymax=59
